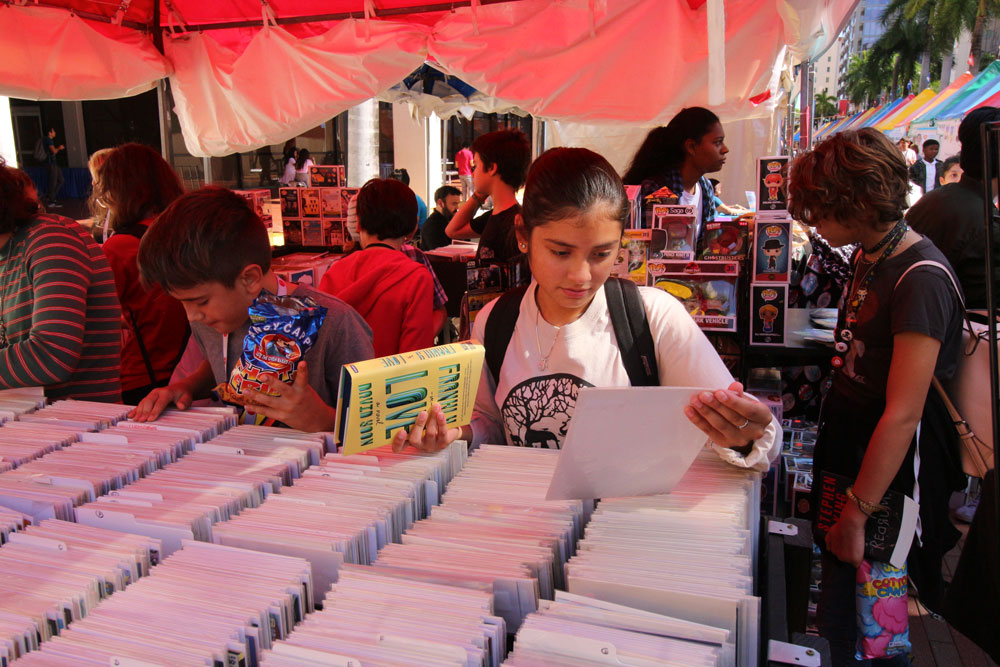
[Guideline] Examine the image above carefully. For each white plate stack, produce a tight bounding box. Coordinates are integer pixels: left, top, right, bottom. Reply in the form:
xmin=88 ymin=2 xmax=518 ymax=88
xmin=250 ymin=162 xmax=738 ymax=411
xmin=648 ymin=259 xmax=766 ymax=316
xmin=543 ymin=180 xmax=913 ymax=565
xmin=13 ymin=541 xmax=313 ymax=666
xmin=0 ymin=519 xmax=161 ymax=663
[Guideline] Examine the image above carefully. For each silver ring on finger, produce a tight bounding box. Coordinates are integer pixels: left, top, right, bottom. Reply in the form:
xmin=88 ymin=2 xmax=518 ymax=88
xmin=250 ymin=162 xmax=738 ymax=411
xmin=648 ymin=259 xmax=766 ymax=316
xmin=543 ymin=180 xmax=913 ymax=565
xmin=736 ymin=418 xmax=751 ymax=429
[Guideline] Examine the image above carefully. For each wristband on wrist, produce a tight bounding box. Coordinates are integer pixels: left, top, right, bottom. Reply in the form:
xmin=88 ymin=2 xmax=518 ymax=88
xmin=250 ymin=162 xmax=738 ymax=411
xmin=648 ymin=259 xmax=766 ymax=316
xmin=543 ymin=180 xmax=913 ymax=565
xmin=846 ymin=485 xmax=887 ymax=517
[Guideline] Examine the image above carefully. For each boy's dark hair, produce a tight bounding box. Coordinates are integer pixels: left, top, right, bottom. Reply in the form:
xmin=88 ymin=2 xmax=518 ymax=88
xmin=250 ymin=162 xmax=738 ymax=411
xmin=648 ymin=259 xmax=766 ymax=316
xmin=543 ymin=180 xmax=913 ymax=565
xmin=521 ymin=147 xmax=628 ymax=234
xmin=922 ymin=139 xmax=940 ymax=149
xmin=0 ymin=159 xmax=40 ymax=234
xmin=709 ymin=178 xmax=720 ymax=188
xmin=434 ymin=185 xmax=460 ymax=204
xmin=357 ymin=178 xmax=417 ymax=240
xmin=941 ymin=154 xmax=961 ymax=174
xmin=91 ymin=143 xmax=184 ymax=234
xmin=388 ymin=168 xmax=411 ymax=186
xmin=471 ymin=129 xmax=531 ymax=189
xmin=788 ymin=128 xmax=908 ymax=230
xmin=959 ymin=107 xmax=1000 ymax=181
xmin=138 ymin=187 xmax=271 ymax=291
xmin=623 ymin=107 xmax=721 ymax=184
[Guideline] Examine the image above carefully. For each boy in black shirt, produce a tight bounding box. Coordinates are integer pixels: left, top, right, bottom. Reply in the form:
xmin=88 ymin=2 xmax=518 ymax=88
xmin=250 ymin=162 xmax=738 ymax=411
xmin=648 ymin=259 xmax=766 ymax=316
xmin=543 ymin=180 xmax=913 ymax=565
xmin=445 ymin=129 xmax=530 ymax=262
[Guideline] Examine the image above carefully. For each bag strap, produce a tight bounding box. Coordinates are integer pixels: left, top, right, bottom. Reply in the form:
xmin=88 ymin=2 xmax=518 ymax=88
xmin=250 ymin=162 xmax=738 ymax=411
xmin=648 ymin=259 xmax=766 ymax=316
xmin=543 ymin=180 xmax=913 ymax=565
xmin=483 ymin=285 xmax=529 ymax=386
xmin=894 ymin=259 xmax=978 ymax=355
xmin=123 ymin=305 xmax=158 ymax=387
xmin=605 ymin=278 xmax=660 ymax=387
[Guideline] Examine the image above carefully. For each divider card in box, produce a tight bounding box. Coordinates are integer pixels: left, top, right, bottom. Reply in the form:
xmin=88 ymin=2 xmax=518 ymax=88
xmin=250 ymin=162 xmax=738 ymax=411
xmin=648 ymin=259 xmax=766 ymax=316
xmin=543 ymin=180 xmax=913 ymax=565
xmin=752 ymin=219 xmax=791 ymax=282
xmin=337 ymin=343 xmax=485 ymax=454
xmin=750 ymin=283 xmax=787 ymax=346
xmin=279 ymin=187 xmax=300 ymax=218
xmin=651 ymin=204 xmax=697 ymax=259
xmin=755 ymin=155 xmax=789 ymax=219
xmin=647 ymin=260 xmax=739 ymax=332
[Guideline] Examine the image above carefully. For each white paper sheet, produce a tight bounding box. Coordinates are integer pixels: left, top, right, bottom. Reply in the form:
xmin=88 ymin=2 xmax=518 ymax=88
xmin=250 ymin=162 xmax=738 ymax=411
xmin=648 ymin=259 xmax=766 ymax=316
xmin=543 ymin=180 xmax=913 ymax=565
xmin=546 ymin=387 xmax=711 ymax=500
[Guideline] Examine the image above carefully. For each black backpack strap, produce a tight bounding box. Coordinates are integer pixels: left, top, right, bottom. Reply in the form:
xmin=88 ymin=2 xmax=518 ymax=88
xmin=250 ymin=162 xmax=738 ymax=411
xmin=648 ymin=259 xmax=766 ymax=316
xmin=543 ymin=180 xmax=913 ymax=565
xmin=483 ymin=285 xmax=529 ymax=386
xmin=605 ymin=278 xmax=660 ymax=387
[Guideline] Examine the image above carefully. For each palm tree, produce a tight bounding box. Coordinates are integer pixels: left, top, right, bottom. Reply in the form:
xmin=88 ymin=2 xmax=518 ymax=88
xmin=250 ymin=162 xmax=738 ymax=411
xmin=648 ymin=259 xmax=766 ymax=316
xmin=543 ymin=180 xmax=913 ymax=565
xmin=903 ymin=0 xmax=1000 ymax=74
xmin=815 ymin=89 xmax=838 ymax=119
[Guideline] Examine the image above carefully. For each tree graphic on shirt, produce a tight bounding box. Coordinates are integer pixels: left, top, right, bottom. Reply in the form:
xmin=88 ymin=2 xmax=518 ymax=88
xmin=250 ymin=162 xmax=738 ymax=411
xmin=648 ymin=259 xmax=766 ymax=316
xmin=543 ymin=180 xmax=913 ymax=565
xmin=501 ymin=373 xmax=592 ymax=448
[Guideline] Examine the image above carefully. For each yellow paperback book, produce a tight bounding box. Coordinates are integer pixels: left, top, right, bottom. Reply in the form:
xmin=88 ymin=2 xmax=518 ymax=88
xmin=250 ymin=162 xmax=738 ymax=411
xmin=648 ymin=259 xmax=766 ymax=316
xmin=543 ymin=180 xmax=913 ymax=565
xmin=336 ymin=342 xmax=485 ymax=454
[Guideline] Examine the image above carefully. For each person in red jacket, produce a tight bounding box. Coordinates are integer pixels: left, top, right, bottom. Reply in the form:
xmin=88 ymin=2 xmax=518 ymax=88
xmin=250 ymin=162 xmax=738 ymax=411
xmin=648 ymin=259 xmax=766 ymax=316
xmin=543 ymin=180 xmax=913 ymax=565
xmin=94 ymin=143 xmax=190 ymax=404
xmin=319 ymin=178 xmax=435 ymax=357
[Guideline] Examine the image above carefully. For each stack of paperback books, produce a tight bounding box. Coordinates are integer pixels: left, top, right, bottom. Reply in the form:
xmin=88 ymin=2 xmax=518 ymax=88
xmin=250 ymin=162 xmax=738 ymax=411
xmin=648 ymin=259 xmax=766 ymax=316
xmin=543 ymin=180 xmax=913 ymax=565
xmin=565 ymin=450 xmax=762 ymax=667
xmin=369 ymin=445 xmax=591 ymax=631
xmin=261 ymin=566 xmax=506 ymax=666
xmin=13 ymin=541 xmax=313 ymax=666
xmin=0 ymin=519 xmax=161 ymax=662
xmin=507 ymin=592 xmax=735 ymax=665
xmin=212 ymin=441 xmax=466 ymax=595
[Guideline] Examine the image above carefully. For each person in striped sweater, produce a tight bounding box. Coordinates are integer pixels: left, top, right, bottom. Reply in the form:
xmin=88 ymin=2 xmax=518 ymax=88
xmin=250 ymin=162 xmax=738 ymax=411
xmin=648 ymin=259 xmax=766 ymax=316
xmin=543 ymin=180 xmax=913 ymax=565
xmin=0 ymin=160 xmax=122 ymax=401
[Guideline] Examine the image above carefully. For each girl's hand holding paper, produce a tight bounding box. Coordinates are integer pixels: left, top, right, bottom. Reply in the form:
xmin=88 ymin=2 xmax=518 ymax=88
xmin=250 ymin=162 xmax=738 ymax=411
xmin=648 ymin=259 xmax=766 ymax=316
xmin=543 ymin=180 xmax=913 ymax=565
xmin=683 ymin=381 xmax=771 ymax=449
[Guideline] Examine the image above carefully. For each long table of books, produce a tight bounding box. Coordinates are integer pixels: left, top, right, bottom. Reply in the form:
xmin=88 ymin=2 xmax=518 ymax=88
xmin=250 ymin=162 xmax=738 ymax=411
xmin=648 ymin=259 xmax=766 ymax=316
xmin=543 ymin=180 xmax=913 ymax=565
xmin=0 ymin=388 xmax=764 ymax=667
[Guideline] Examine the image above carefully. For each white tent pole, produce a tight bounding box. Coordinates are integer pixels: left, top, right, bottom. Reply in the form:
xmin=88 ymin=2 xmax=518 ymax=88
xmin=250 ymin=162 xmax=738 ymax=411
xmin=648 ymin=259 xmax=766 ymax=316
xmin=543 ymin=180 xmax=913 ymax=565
xmin=348 ymin=99 xmax=380 ymax=187
xmin=0 ymin=97 xmax=17 ymax=168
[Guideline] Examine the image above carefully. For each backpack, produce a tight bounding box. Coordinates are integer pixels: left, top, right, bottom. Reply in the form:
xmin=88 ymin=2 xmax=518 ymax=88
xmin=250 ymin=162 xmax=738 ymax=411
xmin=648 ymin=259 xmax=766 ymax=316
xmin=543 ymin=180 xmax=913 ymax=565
xmin=483 ymin=277 xmax=660 ymax=388
xmin=32 ymin=138 xmax=47 ymax=163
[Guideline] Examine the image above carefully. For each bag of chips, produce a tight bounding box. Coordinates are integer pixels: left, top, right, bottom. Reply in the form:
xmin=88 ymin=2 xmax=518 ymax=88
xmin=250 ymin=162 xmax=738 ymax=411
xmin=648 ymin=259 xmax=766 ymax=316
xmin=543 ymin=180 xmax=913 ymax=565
xmin=856 ymin=559 xmax=911 ymax=660
xmin=217 ymin=292 xmax=327 ymax=406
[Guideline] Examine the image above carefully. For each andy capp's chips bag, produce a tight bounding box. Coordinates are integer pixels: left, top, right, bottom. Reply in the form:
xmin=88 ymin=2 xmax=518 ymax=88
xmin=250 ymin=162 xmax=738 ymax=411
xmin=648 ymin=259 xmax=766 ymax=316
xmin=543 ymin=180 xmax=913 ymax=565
xmin=217 ymin=291 xmax=327 ymax=406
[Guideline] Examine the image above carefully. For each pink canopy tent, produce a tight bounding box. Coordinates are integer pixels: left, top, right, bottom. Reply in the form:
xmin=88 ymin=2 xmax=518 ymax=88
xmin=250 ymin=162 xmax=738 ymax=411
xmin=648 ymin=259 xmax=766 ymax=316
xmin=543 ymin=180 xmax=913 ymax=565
xmin=0 ymin=0 xmax=855 ymax=156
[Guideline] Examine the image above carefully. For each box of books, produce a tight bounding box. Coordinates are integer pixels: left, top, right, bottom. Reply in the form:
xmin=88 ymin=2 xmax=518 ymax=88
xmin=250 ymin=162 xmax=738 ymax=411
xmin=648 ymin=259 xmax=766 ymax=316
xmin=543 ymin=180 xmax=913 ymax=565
xmin=651 ymin=204 xmax=697 ymax=260
xmin=646 ymin=259 xmax=739 ymax=331
xmin=336 ymin=342 xmax=485 ymax=454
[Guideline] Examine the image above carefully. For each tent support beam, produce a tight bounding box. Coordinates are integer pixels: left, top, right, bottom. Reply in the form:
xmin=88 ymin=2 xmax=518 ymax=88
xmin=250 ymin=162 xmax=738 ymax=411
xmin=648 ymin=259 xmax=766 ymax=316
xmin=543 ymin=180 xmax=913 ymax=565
xmin=8 ymin=0 xmax=524 ymax=33
xmin=176 ymin=0 xmax=524 ymax=32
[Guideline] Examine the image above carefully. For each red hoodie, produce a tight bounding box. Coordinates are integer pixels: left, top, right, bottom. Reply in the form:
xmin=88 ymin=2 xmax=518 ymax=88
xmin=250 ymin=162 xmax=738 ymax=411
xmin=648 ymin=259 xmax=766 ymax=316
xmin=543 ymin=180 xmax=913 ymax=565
xmin=318 ymin=245 xmax=435 ymax=357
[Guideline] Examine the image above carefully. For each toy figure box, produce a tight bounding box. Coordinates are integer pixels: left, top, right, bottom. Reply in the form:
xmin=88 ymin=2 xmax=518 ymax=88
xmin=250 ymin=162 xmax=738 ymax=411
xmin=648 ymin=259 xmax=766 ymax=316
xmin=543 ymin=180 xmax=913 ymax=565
xmin=642 ymin=186 xmax=679 ymax=229
xmin=615 ymin=229 xmax=653 ymax=285
xmin=300 ymin=189 xmax=322 ymax=218
xmin=309 ymin=165 xmax=345 ymax=187
xmin=750 ymin=283 xmax=788 ymax=346
xmin=756 ymin=156 xmax=790 ymax=219
xmin=279 ymin=188 xmax=300 ymax=218
xmin=651 ymin=205 xmax=697 ymax=260
xmin=624 ymin=184 xmax=642 ymax=229
xmin=646 ymin=260 xmax=739 ymax=331
xmin=700 ymin=215 xmax=751 ymax=261
xmin=752 ymin=220 xmax=791 ymax=282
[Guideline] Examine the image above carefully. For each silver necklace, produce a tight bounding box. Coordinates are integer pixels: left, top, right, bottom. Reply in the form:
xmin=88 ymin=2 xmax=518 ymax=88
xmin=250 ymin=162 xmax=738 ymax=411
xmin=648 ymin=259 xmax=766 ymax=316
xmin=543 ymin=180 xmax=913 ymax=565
xmin=534 ymin=302 xmax=562 ymax=372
